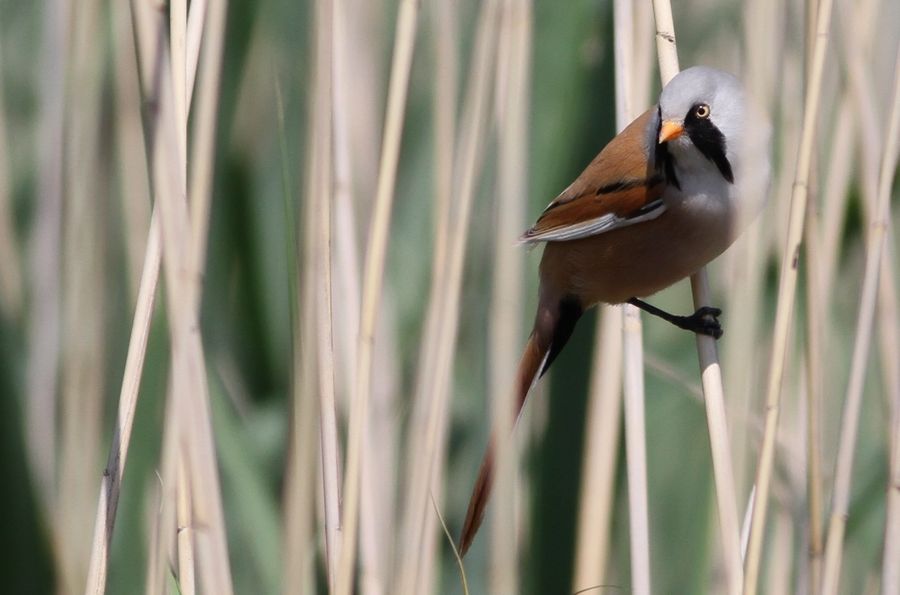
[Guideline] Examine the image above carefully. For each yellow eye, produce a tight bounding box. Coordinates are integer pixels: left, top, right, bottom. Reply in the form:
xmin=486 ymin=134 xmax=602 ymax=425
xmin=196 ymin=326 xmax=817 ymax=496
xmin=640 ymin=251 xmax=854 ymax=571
xmin=695 ymin=104 xmax=711 ymax=119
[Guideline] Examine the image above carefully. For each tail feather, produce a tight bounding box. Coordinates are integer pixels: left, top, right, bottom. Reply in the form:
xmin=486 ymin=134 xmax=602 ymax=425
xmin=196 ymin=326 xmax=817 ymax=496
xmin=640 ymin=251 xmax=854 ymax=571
xmin=458 ymin=296 xmax=582 ymax=556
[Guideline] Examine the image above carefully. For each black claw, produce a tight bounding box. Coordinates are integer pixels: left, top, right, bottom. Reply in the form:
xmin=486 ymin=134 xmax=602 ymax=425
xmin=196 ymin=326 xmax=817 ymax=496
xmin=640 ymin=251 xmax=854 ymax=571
xmin=677 ymin=307 xmax=723 ymax=339
xmin=626 ymin=297 xmax=724 ymax=339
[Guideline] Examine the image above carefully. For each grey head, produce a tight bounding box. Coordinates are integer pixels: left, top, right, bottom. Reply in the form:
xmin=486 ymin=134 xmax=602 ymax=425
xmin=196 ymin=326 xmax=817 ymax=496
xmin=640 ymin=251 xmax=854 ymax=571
xmin=653 ymin=66 xmax=746 ymax=188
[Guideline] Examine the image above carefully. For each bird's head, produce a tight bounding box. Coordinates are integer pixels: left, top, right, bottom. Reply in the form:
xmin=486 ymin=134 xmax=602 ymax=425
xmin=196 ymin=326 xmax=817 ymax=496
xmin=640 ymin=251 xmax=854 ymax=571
xmin=655 ymin=66 xmax=746 ymax=186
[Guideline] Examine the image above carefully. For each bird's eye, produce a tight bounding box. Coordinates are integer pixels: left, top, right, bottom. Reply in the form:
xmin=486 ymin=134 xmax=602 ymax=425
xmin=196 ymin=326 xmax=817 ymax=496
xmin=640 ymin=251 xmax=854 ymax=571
xmin=695 ymin=104 xmax=711 ymax=119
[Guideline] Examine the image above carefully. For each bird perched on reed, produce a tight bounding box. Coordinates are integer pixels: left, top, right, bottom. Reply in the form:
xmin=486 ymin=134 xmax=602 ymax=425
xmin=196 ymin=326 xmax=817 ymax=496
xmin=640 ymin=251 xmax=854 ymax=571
xmin=459 ymin=66 xmax=770 ymax=555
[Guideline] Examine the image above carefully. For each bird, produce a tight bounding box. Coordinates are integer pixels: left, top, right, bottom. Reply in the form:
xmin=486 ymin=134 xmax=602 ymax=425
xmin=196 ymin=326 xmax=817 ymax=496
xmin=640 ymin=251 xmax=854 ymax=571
xmin=458 ymin=66 xmax=770 ymax=555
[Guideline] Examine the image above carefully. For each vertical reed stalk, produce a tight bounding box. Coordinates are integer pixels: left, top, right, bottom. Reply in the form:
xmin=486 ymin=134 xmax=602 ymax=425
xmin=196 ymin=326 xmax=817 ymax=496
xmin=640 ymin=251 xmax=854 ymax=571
xmin=650 ymin=1 xmax=743 ymax=592
xmin=27 ymin=0 xmax=68 ymax=520
xmin=764 ymin=510 xmax=794 ymax=595
xmin=622 ymin=306 xmax=651 ymax=595
xmin=801 ymin=4 xmax=825 ymax=592
xmin=803 ymin=205 xmax=825 ymax=595
xmin=279 ymin=69 xmax=320 ymax=594
xmin=400 ymin=0 xmax=457 ymax=587
xmin=743 ymin=0 xmax=835 ymax=590
xmin=329 ymin=1 xmax=385 ymax=592
xmin=691 ymin=273 xmax=744 ymax=595
xmin=571 ymin=306 xmax=623 ymax=592
xmin=59 ymin=0 xmax=106 ymax=590
xmin=111 ymin=0 xmax=152 ymax=298
xmin=176 ymin=457 xmax=197 ymax=595
xmin=489 ymin=0 xmax=530 ymax=591
xmin=187 ymin=0 xmax=229 ymax=277
xmin=149 ymin=30 xmax=234 ymax=594
xmin=839 ymin=0 xmax=900 ymax=422
xmin=395 ymin=3 xmax=500 ymax=592
xmin=84 ymin=214 xmax=161 ymax=595
xmin=617 ymin=4 xmax=651 ymax=594
xmin=171 ymin=0 xmax=188 ymax=187
xmin=884 ymin=354 xmax=900 ymax=595
xmin=306 ymin=0 xmax=342 ymax=588
xmin=820 ymin=45 xmax=900 ymax=595
xmin=335 ymin=0 xmax=420 ymax=590
xmin=85 ymin=0 xmax=225 ymax=588
xmin=186 ymin=0 xmax=209 ymax=94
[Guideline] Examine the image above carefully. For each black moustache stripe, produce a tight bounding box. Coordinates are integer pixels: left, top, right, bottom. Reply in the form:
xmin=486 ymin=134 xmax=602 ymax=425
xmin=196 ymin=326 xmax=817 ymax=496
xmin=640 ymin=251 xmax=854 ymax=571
xmin=655 ymin=106 xmax=681 ymax=190
xmin=684 ymin=107 xmax=734 ymax=184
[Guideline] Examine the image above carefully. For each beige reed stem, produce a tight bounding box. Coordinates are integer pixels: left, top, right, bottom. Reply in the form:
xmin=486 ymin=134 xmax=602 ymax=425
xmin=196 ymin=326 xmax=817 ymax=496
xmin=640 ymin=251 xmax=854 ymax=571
xmin=335 ymin=0 xmax=420 ymax=591
xmin=649 ymin=1 xmax=743 ymax=592
xmin=489 ymin=0 xmax=530 ymax=591
xmin=396 ymin=2 xmax=500 ymax=591
xmin=820 ymin=45 xmax=900 ymax=595
xmin=743 ymin=0 xmax=835 ymax=590
xmin=616 ymin=2 xmax=651 ymax=594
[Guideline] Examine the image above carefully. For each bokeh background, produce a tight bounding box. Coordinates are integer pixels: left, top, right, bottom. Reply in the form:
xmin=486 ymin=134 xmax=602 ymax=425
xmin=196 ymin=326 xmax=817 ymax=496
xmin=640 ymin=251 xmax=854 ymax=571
xmin=0 ymin=0 xmax=898 ymax=593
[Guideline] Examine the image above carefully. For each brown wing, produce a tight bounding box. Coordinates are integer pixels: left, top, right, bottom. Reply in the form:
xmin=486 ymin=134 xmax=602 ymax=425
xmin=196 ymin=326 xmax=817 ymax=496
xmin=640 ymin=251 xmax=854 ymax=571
xmin=521 ymin=108 xmax=666 ymax=243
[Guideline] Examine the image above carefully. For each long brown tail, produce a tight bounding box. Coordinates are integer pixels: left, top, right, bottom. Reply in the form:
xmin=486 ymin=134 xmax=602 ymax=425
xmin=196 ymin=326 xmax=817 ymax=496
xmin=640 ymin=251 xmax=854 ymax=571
xmin=458 ymin=296 xmax=582 ymax=556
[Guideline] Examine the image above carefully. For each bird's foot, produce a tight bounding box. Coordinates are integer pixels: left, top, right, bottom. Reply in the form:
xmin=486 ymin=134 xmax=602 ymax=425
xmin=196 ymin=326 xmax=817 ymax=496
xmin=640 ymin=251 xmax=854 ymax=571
xmin=673 ymin=306 xmax=723 ymax=339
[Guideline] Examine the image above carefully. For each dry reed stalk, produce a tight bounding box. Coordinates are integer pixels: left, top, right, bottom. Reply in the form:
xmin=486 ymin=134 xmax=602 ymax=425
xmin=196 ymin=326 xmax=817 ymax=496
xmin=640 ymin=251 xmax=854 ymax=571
xmin=144 ymin=471 xmax=170 ymax=595
xmin=329 ymin=1 xmax=388 ymax=591
xmin=308 ymin=0 xmax=342 ymax=587
xmin=690 ymin=274 xmax=744 ymax=594
xmin=649 ymin=1 xmax=743 ymax=592
xmin=622 ymin=306 xmax=651 ymax=595
xmin=721 ymin=219 xmax=764 ymax=493
xmin=187 ymin=0 xmax=228 ymax=277
xmin=820 ymin=45 xmax=900 ymax=595
xmin=884 ymin=357 xmax=900 ymax=594
xmin=430 ymin=0 xmax=458 ymax=295
xmin=399 ymin=1 xmax=458 ymax=588
xmin=58 ymin=0 xmax=107 ymax=590
xmin=156 ymin=384 xmax=186 ymax=595
xmin=839 ymin=0 xmax=900 ymax=419
xmin=176 ymin=457 xmax=197 ymax=595
xmin=85 ymin=0 xmax=223 ymax=587
xmin=335 ymin=0 xmax=420 ymax=590
xmin=803 ymin=209 xmax=826 ymax=595
xmin=764 ymin=509 xmax=794 ymax=595
xmin=0 ymin=46 xmax=22 ymax=319
xmin=617 ymin=5 xmax=652 ymax=594
xmin=329 ymin=0 xmax=357 ymax=432
xmin=84 ymin=214 xmax=161 ymax=595
xmin=399 ymin=0 xmax=458 ymax=577
xmin=394 ymin=3 xmax=500 ymax=592
xmin=280 ymin=71 xmax=322 ymax=595
xmin=171 ymin=0 xmax=188 ymax=187
xmin=571 ymin=306 xmax=623 ymax=593
xmin=488 ymin=0 xmax=530 ymax=591
xmin=727 ymin=0 xmax=780 ymax=504
xmin=186 ymin=0 xmax=209 ymax=94
xmin=742 ymin=0 xmax=836 ymax=588
xmin=26 ymin=0 xmax=68 ymax=519
xmin=111 ymin=0 xmax=152 ymax=298
xmin=800 ymin=5 xmax=828 ymax=591
xmin=282 ymin=297 xmax=320 ymax=595
xmin=413 ymin=423 xmax=450 ymax=595
xmin=149 ymin=26 xmax=234 ymax=594
xmin=571 ymin=2 xmax=655 ymax=587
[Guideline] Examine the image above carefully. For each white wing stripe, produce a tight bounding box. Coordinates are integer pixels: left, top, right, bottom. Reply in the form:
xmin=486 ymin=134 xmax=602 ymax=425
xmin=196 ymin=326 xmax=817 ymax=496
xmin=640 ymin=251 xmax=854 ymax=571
xmin=520 ymin=201 xmax=666 ymax=244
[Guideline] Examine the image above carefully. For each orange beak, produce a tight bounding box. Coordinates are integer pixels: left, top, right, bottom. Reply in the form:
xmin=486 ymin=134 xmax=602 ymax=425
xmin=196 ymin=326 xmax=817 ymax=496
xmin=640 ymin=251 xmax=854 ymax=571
xmin=658 ymin=120 xmax=685 ymax=144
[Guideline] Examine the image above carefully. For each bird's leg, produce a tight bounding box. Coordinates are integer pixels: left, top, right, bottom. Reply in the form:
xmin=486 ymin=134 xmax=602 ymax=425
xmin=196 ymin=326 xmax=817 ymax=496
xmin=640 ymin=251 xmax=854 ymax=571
xmin=626 ymin=298 xmax=723 ymax=339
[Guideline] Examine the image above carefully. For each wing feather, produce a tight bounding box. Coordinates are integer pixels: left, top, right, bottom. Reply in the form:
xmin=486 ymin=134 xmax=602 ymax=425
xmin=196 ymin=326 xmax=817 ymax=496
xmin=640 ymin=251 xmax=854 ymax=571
xmin=520 ymin=108 xmax=667 ymax=244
